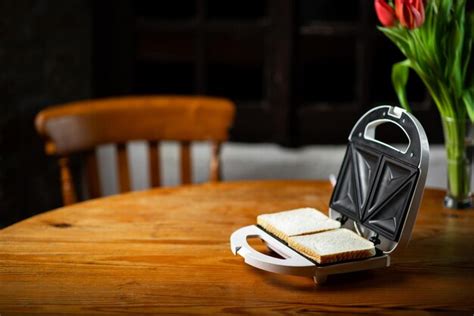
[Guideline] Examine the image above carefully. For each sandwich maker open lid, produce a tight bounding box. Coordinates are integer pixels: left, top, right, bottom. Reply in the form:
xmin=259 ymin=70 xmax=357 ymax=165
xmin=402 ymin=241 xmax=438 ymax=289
xmin=329 ymin=105 xmax=429 ymax=253
xmin=230 ymin=105 xmax=429 ymax=283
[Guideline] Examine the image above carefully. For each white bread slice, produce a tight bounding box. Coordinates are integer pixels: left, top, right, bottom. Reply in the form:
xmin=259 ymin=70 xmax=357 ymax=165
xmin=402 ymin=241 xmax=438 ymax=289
xmin=288 ymin=228 xmax=376 ymax=264
xmin=257 ymin=208 xmax=341 ymax=242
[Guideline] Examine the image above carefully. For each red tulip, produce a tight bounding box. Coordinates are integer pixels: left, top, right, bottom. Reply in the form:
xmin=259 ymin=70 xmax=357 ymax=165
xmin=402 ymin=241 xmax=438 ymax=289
xmin=375 ymin=0 xmax=397 ymax=27
xmin=395 ymin=0 xmax=425 ymax=29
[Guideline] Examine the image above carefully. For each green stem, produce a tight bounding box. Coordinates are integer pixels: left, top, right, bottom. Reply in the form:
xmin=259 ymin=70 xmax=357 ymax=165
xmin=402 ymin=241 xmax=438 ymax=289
xmin=441 ymin=114 xmax=472 ymax=201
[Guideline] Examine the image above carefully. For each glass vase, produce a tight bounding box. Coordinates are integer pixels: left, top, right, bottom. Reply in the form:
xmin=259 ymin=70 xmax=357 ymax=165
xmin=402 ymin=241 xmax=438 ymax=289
xmin=441 ymin=116 xmax=473 ymax=209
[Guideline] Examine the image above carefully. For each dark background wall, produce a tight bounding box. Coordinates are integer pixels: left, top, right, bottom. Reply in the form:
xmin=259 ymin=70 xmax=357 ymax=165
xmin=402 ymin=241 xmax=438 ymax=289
xmin=0 ymin=0 xmax=445 ymax=227
xmin=0 ymin=0 xmax=92 ymax=226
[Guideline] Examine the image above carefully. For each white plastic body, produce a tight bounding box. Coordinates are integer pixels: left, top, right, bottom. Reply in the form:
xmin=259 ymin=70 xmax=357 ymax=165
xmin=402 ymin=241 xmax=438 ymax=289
xmin=230 ymin=225 xmax=390 ymax=284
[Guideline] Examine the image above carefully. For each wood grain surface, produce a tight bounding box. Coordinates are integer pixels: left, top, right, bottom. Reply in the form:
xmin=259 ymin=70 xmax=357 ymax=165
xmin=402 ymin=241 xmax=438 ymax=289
xmin=0 ymin=180 xmax=473 ymax=315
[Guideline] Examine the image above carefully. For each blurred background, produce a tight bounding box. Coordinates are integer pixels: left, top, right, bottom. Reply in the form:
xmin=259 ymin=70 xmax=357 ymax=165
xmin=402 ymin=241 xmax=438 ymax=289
xmin=0 ymin=0 xmax=448 ymax=227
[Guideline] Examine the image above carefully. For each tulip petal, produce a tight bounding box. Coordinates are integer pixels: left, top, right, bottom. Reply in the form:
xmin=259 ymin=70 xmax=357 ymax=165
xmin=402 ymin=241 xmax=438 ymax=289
xmin=411 ymin=7 xmax=423 ymax=29
xmin=417 ymin=0 xmax=425 ymax=25
xmin=395 ymin=0 xmax=404 ymax=23
xmin=394 ymin=0 xmax=425 ymax=29
xmin=375 ymin=0 xmax=397 ymax=27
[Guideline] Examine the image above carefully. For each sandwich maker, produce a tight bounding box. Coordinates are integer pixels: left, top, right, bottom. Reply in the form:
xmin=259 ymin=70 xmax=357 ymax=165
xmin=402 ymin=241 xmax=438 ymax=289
xmin=230 ymin=105 xmax=429 ymax=284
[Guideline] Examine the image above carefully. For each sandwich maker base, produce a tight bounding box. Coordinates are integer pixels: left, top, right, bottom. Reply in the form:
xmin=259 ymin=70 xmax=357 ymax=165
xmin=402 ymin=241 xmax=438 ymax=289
xmin=231 ymin=225 xmax=390 ymax=284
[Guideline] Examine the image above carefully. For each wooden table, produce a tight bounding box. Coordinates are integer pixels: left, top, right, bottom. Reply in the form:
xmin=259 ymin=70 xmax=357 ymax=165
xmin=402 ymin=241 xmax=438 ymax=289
xmin=1 ymin=180 xmax=473 ymax=314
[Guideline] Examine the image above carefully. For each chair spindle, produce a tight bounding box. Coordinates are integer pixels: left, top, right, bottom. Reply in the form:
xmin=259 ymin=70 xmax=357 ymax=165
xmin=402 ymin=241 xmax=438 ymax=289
xmin=210 ymin=142 xmax=222 ymax=182
xmin=117 ymin=144 xmax=131 ymax=192
xmin=58 ymin=156 xmax=77 ymax=205
xmin=85 ymin=150 xmax=101 ymax=199
xmin=180 ymin=141 xmax=192 ymax=184
xmin=149 ymin=141 xmax=161 ymax=187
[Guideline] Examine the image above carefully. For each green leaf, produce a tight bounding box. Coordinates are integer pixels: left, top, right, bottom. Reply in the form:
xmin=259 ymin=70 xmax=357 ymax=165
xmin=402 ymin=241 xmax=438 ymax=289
xmin=392 ymin=60 xmax=412 ymax=112
xmin=463 ymin=12 xmax=474 ymax=89
xmin=463 ymin=90 xmax=474 ymax=123
xmin=447 ymin=1 xmax=466 ymax=98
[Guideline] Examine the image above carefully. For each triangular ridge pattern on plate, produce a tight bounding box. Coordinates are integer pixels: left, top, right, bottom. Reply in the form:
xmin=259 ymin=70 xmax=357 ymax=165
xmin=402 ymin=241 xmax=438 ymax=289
xmin=331 ymin=146 xmax=359 ymax=219
xmin=365 ymin=157 xmax=416 ymax=220
xmin=353 ymin=146 xmax=379 ymax=211
xmin=365 ymin=174 xmax=417 ymax=239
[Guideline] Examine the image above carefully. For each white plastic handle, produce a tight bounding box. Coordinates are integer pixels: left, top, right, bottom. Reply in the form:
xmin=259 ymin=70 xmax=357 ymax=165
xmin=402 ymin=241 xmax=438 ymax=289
xmin=230 ymin=225 xmax=316 ymax=276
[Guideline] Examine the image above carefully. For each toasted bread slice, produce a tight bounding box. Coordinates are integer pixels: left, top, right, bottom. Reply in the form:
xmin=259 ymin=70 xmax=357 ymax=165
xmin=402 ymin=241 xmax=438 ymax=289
xmin=257 ymin=208 xmax=340 ymax=242
xmin=288 ymin=228 xmax=376 ymax=264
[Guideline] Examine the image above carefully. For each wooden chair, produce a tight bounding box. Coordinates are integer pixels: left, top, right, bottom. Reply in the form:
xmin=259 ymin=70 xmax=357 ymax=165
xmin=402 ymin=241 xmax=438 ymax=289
xmin=35 ymin=96 xmax=235 ymax=205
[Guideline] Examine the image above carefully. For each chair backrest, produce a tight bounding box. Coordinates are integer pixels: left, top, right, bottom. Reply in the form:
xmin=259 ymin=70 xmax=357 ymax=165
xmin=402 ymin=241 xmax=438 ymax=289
xmin=35 ymin=96 xmax=235 ymax=205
